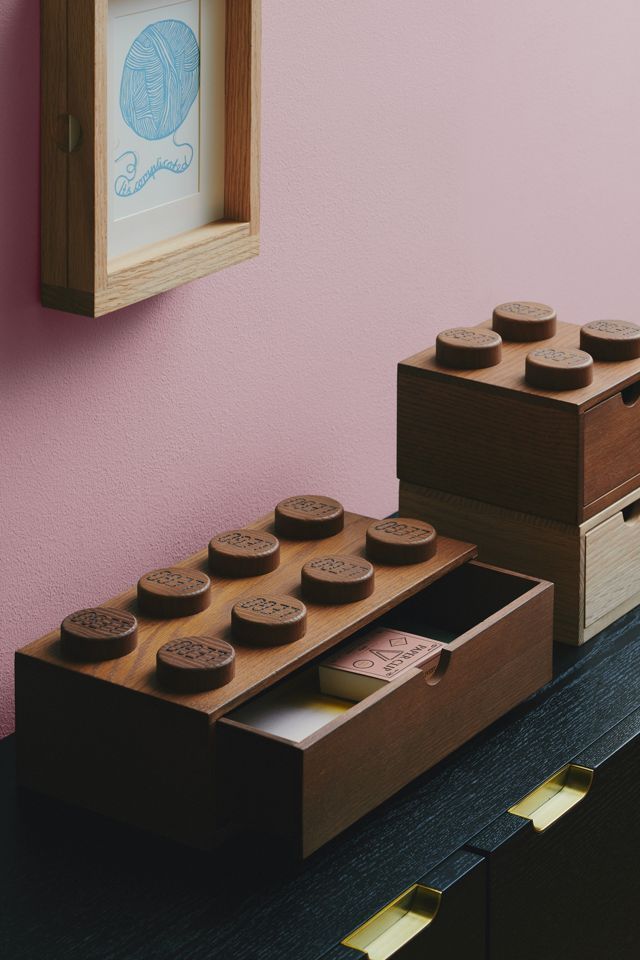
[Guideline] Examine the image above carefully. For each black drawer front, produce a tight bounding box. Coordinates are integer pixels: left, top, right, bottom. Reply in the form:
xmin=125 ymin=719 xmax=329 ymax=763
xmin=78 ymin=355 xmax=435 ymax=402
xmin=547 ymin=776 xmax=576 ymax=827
xmin=469 ymin=706 xmax=640 ymax=960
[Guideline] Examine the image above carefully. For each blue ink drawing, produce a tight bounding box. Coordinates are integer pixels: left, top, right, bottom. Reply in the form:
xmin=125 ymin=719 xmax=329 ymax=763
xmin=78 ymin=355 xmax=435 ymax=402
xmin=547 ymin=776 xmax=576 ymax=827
xmin=115 ymin=19 xmax=200 ymax=197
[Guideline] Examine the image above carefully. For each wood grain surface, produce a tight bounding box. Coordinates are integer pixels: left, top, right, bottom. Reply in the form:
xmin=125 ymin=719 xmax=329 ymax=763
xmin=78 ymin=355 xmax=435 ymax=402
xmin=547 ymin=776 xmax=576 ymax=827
xmin=41 ymin=0 xmax=261 ymax=316
xmin=401 ymin=481 xmax=583 ymax=644
xmin=398 ymin=320 xmax=640 ymax=523
xmin=470 ymin=709 xmax=640 ymax=959
xmin=398 ymin=364 xmax=582 ymax=523
xmin=584 ymin=507 xmax=640 ymax=631
xmin=582 ymin=389 xmax=640 ymax=509
xmin=218 ymin=561 xmax=553 ymax=857
xmin=15 ymin=510 xmax=477 ymax=850
xmin=402 ymin=320 xmax=640 ymax=411
xmin=40 ymin=0 xmax=68 ymax=288
xmin=17 ymin=511 xmax=476 ymax=722
xmin=5 ymin=603 xmax=640 ymax=960
xmin=224 ymin=0 xmax=260 ymax=230
xmin=401 ymin=480 xmax=640 ymax=647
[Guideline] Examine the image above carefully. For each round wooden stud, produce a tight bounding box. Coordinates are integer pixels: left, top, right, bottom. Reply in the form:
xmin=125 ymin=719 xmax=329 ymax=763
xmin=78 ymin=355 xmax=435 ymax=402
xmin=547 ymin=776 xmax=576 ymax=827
xmin=137 ymin=567 xmax=211 ymax=619
xmin=525 ymin=347 xmax=594 ymax=391
xmin=301 ymin=555 xmax=375 ymax=604
xmin=156 ymin=636 xmax=235 ymax=693
xmin=435 ymin=328 xmax=502 ymax=369
xmin=366 ymin=517 xmax=438 ymax=565
xmin=492 ymin=302 xmax=557 ymax=341
xmin=209 ymin=529 xmax=280 ymax=578
xmin=231 ymin=594 xmax=307 ymax=646
xmin=580 ymin=320 xmax=640 ymax=361
xmin=60 ymin=607 xmax=138 ymax=661
xmin=275 ymin=495 xmax=344 ymax=540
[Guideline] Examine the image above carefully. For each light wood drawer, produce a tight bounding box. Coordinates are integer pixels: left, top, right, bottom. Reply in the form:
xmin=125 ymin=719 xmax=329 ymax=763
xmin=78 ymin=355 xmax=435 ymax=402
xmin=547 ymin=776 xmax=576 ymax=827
xmin=216 ymin=561 xmax=553 ymax=858
xmin=585 ymin=502 xmax=640 ymax=628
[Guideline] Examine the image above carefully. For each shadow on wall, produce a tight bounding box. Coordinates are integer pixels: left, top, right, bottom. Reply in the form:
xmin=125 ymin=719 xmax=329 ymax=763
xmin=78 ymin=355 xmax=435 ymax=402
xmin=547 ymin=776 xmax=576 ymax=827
xmin=0 ymin=0 xmax=155 ymax=381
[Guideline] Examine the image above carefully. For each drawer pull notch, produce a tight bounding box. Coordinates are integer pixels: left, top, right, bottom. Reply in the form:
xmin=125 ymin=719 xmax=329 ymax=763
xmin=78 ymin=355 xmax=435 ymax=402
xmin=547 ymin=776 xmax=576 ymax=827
xmin=621 ymin=380 xmax=640 ymax=406
xmin=622 ymin=499 xmax=640 ymax=524
xmin=508 ymin=764 xmax=593 ymax=832
xmin=342 ymin=884 xmax=441 ymax=959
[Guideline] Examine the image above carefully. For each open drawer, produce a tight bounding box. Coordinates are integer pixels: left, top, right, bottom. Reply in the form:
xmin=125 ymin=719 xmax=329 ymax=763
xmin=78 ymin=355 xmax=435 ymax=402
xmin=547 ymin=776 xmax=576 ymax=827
xmin=216 ymin=561 xmax=553 ymax=858
xmin=584 ymin=493 xmax=640 ymax=635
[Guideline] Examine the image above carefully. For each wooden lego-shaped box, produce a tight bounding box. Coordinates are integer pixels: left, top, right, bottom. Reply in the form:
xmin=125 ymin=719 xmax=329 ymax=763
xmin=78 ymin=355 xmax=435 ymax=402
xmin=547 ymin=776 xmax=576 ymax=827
xmin=397 ymin=319 xmax=640 ymax=525
xmin=15 ymin=500 xmax=553 ymax=858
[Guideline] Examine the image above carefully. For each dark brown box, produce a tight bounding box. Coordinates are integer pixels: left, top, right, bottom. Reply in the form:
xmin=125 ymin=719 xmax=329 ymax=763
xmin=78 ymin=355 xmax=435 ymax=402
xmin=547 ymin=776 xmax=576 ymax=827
xmin=15 ymin=511 xmax=552 ymax=857
xmin=398 ymin=321 xmax=640 ymax=524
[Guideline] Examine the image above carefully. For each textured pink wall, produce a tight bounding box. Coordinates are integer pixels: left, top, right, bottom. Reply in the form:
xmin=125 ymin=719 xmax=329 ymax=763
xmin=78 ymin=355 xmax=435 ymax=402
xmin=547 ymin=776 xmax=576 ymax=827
xmin=2 ymin=1 xmax=640 ymax=736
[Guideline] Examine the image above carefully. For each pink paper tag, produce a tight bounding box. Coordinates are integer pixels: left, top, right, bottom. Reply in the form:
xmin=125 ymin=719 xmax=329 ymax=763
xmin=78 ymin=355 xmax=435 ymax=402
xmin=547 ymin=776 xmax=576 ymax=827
xmin=323 ymin=627 xmax=443 ymax=681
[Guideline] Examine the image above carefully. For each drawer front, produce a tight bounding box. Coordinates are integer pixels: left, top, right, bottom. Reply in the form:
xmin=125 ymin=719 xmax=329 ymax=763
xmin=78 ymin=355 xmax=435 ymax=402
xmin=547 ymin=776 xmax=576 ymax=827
xmin=583 ymin=386 xmax=640 ymax=513
xmin=323 ymin=850 xmax=485 ymax=960
xmin=217 ymin=562 xmax=553 ymax=857
xmin=584 ymin=502 xmax=640 ymax=630
xmin=397 ymin=372 xmax=581 ymax=524
xmin=469 ymin=707 xmax=640 ymax=960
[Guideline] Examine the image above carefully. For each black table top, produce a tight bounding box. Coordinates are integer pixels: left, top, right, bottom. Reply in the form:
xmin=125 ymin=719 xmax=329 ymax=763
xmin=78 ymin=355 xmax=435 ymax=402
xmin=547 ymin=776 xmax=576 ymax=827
xmin=2 ymin=610 xmax=640 ymax=960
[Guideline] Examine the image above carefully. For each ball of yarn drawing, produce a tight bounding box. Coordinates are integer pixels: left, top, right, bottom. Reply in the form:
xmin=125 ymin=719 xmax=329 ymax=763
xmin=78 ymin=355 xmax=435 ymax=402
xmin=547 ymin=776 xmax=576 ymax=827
xmin=120 ymin=19 xmax=200 ymax=141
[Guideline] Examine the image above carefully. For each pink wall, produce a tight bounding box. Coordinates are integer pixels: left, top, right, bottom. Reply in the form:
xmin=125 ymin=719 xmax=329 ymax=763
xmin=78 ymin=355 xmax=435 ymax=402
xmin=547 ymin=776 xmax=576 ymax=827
xmin=2 ymin=1 xmax=640 ymax=736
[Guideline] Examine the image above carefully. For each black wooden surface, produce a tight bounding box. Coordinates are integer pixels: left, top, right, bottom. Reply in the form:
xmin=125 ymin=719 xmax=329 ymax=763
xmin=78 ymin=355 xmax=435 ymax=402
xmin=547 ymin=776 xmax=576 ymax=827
xmin=470 ymin=706 xmax=640 ymax=960
xmin=1 ymin=609 xmax=640 ymax=960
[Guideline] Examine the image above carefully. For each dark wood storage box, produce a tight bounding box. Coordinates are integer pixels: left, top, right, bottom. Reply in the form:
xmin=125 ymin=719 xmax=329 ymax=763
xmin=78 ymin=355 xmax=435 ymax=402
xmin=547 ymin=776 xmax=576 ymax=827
xmin=15 ymin=510 xmax=552 ymax=857
xmin=398 ymin=321 xmax=640 ymax=525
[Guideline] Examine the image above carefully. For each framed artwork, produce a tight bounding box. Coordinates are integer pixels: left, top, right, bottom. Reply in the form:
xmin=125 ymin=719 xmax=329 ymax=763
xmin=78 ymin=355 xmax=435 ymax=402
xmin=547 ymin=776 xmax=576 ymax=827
xmin=41 ymin=0 xmax=260 ymax=316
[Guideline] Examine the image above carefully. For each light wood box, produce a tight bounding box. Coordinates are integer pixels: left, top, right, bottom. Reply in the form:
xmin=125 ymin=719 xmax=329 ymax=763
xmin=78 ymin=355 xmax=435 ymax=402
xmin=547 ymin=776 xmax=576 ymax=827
xmin=398 ymin=321 xmax=640 ymax=525
xmin=15 ymin=508 xmax=553 ymax=857
xmin=41 ymin=0 xmax=260 ymax=316
xmin=400 ymin=479 xmax=640 ymax=646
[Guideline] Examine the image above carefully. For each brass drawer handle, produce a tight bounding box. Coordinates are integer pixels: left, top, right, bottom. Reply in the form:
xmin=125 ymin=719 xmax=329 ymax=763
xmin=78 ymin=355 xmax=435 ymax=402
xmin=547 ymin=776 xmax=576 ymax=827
xmin=508 ymin=764 xmax=593 ymax=832
xmin=342 ymin=884 xmax=441 ymax=959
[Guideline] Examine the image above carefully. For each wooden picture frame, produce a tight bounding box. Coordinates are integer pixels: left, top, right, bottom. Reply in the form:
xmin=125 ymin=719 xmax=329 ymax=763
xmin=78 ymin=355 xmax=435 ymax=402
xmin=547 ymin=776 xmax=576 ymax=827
xmin=41 ymin=0 xmax=260 ymax=317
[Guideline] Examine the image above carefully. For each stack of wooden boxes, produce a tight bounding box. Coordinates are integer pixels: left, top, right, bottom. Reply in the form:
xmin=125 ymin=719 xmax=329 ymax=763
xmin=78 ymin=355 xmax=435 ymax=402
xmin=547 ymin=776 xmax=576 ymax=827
xmin=398 ymin=306 xmax=640 ymax=645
